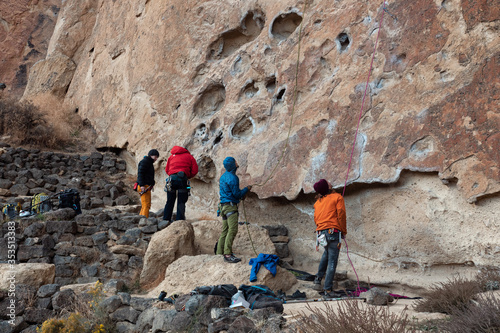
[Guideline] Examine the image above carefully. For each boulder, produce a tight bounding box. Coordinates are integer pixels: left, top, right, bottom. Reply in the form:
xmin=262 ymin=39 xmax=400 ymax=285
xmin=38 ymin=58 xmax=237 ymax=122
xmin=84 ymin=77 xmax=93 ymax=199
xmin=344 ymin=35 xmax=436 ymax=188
xmin=23 ymin=308 xmax=54 ymax=324
xmin=0 ymin=264 xmax=55 ymax=290
xmin=37 ymin=284 xmax=60 ymax=298
xmin=135 ymin=307 xmax=160 ymax=332
xmin=140 ymin=221 xmax=196 ymax=288
xmin=110 ymin=245 xmax=145 ymax=257
xmin=150 ymin=254 xmax=297 ymax=296
xmin=45 ymin=221 xmax=78 ymax=234
xmin=359 ymin=287 xmax=395 ymax=306
xmin=109 ymin=306 xmax=140 ymax=323
xmin=44 ymin=209 xmax=77 ymax=222
xmin=192 ymin=220 xmax=277 ymax=256
xmin=52 ymin=289 xmax=77 ymax=312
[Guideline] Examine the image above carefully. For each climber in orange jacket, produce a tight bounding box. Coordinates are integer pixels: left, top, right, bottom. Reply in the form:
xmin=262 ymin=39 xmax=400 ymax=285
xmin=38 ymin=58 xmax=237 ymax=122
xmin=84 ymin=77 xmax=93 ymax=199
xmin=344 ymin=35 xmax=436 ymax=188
xmin=312 ymin=178 xmax=347 ymax=297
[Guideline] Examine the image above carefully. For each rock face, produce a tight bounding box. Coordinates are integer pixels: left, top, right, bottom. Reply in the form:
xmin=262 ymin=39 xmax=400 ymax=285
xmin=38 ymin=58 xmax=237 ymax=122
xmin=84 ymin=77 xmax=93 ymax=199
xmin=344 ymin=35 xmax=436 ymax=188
xmin=0 ymin=0 xmax=61 ymax=97
xmin=8 ymin=0 xmax=500 ymax=285
xmin=192 ymin=220 xmax=277 ymax=256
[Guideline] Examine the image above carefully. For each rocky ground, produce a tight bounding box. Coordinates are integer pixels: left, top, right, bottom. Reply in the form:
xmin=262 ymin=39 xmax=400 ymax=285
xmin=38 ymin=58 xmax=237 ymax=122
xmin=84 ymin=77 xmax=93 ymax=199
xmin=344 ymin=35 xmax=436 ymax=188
xmin=1 ymin=144 xmax=494 ymax=332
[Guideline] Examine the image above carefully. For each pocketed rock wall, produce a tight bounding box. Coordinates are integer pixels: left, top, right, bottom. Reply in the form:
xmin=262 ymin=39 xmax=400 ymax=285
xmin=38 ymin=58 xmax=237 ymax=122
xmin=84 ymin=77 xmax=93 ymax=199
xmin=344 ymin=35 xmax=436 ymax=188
xmin=5 ymin=0 xmax=500 ymax=289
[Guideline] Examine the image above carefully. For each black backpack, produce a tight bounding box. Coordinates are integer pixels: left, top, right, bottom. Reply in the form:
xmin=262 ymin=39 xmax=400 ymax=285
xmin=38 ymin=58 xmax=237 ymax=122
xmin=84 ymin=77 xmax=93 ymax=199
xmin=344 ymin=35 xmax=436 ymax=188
xmin=58 ymin=189 xmax=82 ymax=215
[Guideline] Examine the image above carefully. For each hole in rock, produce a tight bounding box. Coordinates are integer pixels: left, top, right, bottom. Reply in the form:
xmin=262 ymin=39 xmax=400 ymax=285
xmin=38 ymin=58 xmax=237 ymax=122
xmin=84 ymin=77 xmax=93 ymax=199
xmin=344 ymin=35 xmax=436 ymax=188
xmin=240 ymin=81 xmax=258 ymax=100
xmin=96 ymin=147 xmax=125 ymax=155
xmin=194 ymin=123 xmax=209 ymax=143
xmin=207 ymin=10 xmax=265 ymax=60
xmin=197 ymin=155 xmax=216 ymax=182
xmin=210 ymin=118 xmax=220 ymax=133
xmin=214 ymin=131 xmax=223 ymax=145
xmin=231 ymin=53 xmax=251 ymax=75
xmin=266 ymin=76 xmax=276 ymax=93
xmin=231 ymin=116 xmax=253 ymax=139
xmin=193 ymin=83 xmax=226 ymax=119
xmin=337 ymin=32 xmax=350 ymax=52
xmin=271 ymin=12 xmax=303 ymax=40
xmin=275 ymin=87 xmax=286 ymax=102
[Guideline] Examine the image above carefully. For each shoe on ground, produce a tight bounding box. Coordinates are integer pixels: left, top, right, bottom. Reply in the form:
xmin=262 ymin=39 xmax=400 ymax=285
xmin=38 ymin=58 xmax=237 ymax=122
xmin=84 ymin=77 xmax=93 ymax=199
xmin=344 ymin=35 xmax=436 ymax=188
xmin=224 ymin=254 xmax=241 ymax=263
xmin=319 ymin=290 xmax=342 ymax=298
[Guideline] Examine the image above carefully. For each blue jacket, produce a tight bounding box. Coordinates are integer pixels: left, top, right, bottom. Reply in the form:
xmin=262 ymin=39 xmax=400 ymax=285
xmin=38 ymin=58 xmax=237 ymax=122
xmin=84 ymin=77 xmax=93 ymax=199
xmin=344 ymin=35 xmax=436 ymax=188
xmin=249 ymin=253 xmax=280 ymax=282
xmin=219 ymin=157 xmax=249 ymax=204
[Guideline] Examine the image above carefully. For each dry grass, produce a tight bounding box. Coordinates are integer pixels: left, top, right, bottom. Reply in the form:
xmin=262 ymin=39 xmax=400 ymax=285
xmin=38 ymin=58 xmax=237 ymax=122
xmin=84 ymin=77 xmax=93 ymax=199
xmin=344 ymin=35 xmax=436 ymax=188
xmin=442 ymin=293 xmax=500 ymax=333
xmin=414 ymin=276 xmax=481 ymax=314
xmin=475 ymin=268 xmax=500 ymax=292
xmin=0 ymin=95 xmax=95 ymax=150
xmin=295 ymin=300 xmax=417 ymax=333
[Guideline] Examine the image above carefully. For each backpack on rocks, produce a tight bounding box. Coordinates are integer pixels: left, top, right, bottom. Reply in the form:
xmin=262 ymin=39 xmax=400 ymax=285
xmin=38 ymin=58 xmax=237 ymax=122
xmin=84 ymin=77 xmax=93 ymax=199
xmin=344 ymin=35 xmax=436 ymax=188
xmin=58 ymin=189 xmax=82 ymax=215
xmin=30 ymin=192 xmax=51 ymax=214
xmin=2 ymin=204 xmax=16 ymax=220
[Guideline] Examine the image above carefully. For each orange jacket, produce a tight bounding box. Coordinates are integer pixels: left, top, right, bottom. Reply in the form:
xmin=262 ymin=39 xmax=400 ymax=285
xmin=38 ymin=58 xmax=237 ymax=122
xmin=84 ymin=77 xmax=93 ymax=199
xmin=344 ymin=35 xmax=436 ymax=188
xmin=314 ymin=192 xmax=347 ymax=235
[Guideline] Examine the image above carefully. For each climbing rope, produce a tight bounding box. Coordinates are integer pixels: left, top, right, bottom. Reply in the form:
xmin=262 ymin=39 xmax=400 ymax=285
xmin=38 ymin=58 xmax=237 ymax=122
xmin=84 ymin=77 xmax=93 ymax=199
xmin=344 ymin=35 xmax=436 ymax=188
xmin=242 ymin=0 xmax=309 ymax=257
xmin=242 ymin=1 xmax=389 ymax=293
xmin=342 ymin=1 xmax=387 ymax=294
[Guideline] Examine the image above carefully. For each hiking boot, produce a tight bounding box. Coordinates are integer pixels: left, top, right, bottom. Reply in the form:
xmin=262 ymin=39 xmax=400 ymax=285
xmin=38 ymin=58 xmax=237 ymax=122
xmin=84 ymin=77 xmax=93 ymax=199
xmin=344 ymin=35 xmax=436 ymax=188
xmin=319 ymin=290 xmax=342 ymax=298
xmin=224 ymin=255 xmax=241 ymax=263
xmin=313 ymin=276 xmax=322 ymax=291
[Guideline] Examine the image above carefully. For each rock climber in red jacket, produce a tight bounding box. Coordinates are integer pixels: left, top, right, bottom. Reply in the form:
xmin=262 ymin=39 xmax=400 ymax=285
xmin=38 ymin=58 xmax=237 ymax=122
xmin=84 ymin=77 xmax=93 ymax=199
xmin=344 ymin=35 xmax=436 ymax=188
xmin=162 ymin=146 xmax=198 ymax=222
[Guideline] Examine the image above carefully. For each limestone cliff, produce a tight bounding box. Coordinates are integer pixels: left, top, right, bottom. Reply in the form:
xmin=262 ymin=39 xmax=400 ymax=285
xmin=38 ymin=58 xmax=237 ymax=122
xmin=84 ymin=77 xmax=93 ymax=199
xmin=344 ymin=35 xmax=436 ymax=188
xmin=8 ymin=0 xmax=500 ymax=286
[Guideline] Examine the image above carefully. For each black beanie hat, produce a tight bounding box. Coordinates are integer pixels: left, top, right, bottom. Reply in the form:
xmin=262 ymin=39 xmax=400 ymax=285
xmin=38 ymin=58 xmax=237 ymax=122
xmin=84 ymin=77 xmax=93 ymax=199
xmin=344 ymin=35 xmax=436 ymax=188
xmin=148 ymin=149 xmax=159 ymax=157
xmin=313 ymin=179 xmax=329 ymax=196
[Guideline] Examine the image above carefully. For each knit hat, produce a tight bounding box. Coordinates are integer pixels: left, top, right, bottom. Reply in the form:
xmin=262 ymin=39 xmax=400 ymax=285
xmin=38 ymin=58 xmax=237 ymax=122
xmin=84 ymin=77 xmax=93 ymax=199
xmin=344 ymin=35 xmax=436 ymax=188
xmin=313 ymin=179 xmax=329 ymax=196
xmin=223 ymin=157 xmax=237 ymax=172
xmin=148 ymin=149 xmax=159 ymax=157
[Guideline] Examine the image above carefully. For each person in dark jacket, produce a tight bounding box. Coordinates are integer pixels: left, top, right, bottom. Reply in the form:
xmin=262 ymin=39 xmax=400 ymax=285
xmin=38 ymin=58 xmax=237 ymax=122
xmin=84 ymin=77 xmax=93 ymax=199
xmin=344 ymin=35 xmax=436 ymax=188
xmin=216 ymin=157 xmax=252 ymax=263
xmin=137 ymin=149 xmax=159 ymax=217
xmin=163 ymin=146 xmax=198 ymax=222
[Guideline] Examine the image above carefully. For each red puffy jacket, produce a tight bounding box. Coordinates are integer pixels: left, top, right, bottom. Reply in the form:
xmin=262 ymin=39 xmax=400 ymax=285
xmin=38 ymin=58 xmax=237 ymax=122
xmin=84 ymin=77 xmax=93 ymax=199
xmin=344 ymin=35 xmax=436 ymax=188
xmin=165 ymin=146 xmax=198 ymax=178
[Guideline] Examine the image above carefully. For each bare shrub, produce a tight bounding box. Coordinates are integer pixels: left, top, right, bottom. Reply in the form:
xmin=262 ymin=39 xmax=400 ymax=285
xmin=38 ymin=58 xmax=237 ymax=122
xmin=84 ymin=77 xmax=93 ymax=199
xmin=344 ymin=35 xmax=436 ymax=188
xmin=39 ymin=281 xmax=114 ymax=333
xmin=0 ymin=98 xmax=51 ymax=145
xmin=441 ymin=293 xmax=500 ymax=333
xmin=0 ymin=96 xmax=94 ymax=150
xmin=414 ymin=276 xmax=481 ymax=314
xmin=475 ymin=268 xmax=500 ymax=291
xmin=295 ymin=300 xmax=417 ymax=333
